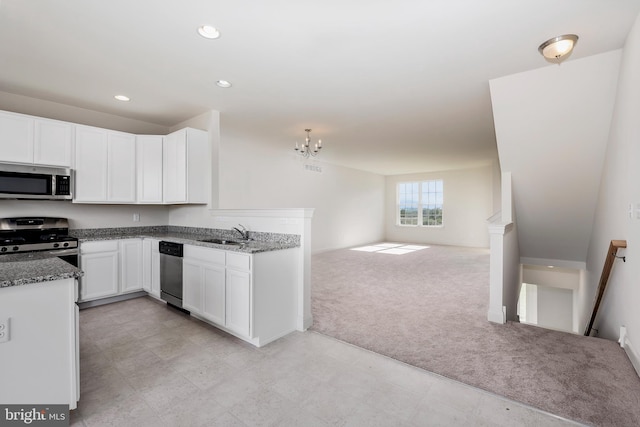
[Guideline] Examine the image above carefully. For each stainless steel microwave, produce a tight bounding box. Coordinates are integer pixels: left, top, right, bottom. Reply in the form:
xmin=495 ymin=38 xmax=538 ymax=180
xmin=0 ymin=163 xmax=73 ymax=200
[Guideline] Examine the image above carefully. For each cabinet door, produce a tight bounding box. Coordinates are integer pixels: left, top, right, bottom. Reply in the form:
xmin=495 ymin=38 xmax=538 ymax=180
xmin=120 ymin=239 xmax=143 ymax=293
xmin=136 ymin=135 xmax=163 ymax=203
xmin=225 ymin=269 xmax=251 ymax=337
xmin=142 ymin=239 xmax=152 ymax=293
xmin=0 ymin=111 xmax=34 ymax=163
xmin=202 ymin=263 xmax=226 ymax=325
xmin=107 ymin=132 xmax=136 ymax=202
xmin=33 ymin=118 xmax=72 ymax=167
xmin=183 ymin=260 xmax=203 ymax=315
xmin=151 ymin=247 xmax=161 ymax=298
xmin=163 ymin=129 xmax=187 ymax=203
xmin=142 ymin=239 xmax=161 ymax=298
xmin=79 ymin=251 xmax=119 ymax=301
xmin=74 ymin=126 xmax=108 ymax=201
xmin=184 ymin=128 xmax=208 ymax=204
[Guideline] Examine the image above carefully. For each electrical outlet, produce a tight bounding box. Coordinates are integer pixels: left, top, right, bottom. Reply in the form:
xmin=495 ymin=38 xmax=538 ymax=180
xmin=0 ymin=318 xmax=10 ymax=343
xmin=133 ymin=213 xmax=140 ymax=222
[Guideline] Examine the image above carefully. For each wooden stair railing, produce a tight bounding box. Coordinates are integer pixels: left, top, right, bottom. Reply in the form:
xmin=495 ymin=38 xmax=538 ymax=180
xmin=584 ymin=240 xmax=627 ymax=336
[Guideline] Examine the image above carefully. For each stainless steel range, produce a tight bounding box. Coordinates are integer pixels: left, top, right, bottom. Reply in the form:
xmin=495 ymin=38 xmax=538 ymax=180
xmin=0 ymin=217 xmax=79 ymax=266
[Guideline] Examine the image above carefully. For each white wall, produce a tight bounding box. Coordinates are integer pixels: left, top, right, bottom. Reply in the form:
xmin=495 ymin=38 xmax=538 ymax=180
xmin=0 ymin=200 xmax=169 ymax=229
xmin=522 ymin=265 xmax=580 ymax=291
xmin=0 ymin=91 xmax=170 ymax=134
xmin=385 ymin=165 xmax=494 ymax=248
xmin=537 ymin=286 xmax=574 ymax=333
xmin=490 ymin=50 xmax=621 ymax=262
xmin=587 ymin=13 xmax=640 ymax=366
xmin=168 ymin=123 xmax=387 ymax=254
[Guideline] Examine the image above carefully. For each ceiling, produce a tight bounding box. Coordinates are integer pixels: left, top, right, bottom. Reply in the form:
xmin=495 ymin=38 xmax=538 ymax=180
xmin=1 ymin=0 xmax=639 ymax=175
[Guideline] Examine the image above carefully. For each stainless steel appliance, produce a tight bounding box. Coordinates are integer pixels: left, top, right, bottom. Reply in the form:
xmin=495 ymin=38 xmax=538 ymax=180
xmin=0 ymin=217 xmax=78 ymax=266
xmin=159 ymin=241 xmax=184 ymax=308
xmin=0 ymin=162 xmax=73 ymax=200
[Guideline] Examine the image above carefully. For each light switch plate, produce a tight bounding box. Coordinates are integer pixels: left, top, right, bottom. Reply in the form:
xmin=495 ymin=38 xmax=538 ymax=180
xmin=0 ymin=318 xmax=10 ymax=343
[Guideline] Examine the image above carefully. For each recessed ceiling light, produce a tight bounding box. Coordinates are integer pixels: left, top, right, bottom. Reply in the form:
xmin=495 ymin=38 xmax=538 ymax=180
xmin=114 ymin=95 xmax=130 ymax=102
xmin=198 ymin=25 xmax=220 ymax=39
xmin=216 ymin=80 xmax=232 ymax=88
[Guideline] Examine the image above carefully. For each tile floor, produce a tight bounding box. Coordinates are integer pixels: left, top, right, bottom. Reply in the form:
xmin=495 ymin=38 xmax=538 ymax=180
xmin=71 ymin=296 xmax=583 ymax=427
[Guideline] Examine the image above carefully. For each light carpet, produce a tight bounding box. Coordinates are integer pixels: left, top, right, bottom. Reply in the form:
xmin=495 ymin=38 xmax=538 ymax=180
xmin=310 ymin=244 xmax=640 ymax=426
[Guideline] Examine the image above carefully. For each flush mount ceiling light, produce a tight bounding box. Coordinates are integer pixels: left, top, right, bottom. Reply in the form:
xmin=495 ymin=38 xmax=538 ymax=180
xmin=198 ymin=25 xmax=220 ymax=39
xmin=294 ymin=129 xmax=323 ymax=158
xmin=114 ymin=95 xmax=130 ymax=101
xmin=216 ymin=80 xmax=232 ymax=88
xmin=538 ymin=34 xmax=578 ymax=62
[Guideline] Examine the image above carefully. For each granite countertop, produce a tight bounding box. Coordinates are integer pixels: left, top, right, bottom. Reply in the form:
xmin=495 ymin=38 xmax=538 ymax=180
xmin=0 ymin=254 xmax=83 ymax=288
xmin=0 ymin=226 xmax=298 ymax=288
xmin=72 ymin=226 xmax=301 ymax=254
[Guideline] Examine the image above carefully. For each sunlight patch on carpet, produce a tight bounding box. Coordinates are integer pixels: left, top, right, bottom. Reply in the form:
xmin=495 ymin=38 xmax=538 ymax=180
xmin=350 ymin=242 xmax=430 ymax=255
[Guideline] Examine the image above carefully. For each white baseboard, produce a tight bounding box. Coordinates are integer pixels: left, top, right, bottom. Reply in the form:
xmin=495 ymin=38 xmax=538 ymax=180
xmin=297 ymin=314 xmax=313 ymax=331
xmin=622 ymin=336 xmax=640 ymax=377
xmin=487 ymin=306 xmax=506 ymax=324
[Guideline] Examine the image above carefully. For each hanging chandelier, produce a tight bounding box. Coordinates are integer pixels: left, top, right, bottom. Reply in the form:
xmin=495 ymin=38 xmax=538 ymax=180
xmin=294 ymin=129 xmax=322 ymax=158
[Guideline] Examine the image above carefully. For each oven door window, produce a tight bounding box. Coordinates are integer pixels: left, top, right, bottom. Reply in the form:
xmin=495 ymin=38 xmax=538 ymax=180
xmin=0 ymin=171 xmax=53 ymax=195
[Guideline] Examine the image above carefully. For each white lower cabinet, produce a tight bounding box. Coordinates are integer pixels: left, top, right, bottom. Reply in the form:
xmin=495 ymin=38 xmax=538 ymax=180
xmin=182 ymin=244 xmax=296 ymax=347
xmin=142 ymin=238 xmax=161 ymax=298
xmin=79 ymin=241 xmax=119 ymax=301
xmin=225 ymin=265 xmax=251 ymax=337
xmin=202 ymin=264 xmax=226 ymax=325
xmin=183 ymin=259 xmax=204 ymax=314
xmin=79 ymin=238 xmax=144 ymax=302
xmin=119 ymin=239 xmax=143 ymax=293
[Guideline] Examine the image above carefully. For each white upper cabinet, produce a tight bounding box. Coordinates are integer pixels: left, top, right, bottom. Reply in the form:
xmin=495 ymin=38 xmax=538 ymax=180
xmin=136 ymin=135 xmax=163 ymax=203
xmin=0 ymin=110 xmax=73 ymax=167
xmin=74 ymin=126 xmax=108 ymax=201
xmin=34 ymin=118 xmax=73 ymax=167
xmin=163 ymin=127 xmax=208 ymax=204
xmin=0 ymin=109 xmax=211 ymax=205
xmin=0 ymin=111 xmax=34 ymax=163
xmin=74 ymin=125 xmax=136 ymax=203
xmin=107 ymin=131 xmax=136 ymax=202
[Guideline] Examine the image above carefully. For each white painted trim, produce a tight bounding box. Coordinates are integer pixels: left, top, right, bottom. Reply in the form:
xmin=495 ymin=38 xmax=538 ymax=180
xmin=488 ymin=222 xmax=513 ymax=235
xmin=622 ymin=336 xmax=640 ymax=377
xmin=488 ymin=306 xmax=506 ymax=324
xmin=486 ymin=210 xmax=502 ymax=223
xmin=298 ymin=314 xmax=313 ymax=331
xmin=520 ymin=257 xmax=586 ymax=271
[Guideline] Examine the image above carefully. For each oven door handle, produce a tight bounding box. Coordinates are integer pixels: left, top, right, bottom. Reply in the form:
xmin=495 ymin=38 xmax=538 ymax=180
xmin=47 ymin=248 xmax=79 ymax=257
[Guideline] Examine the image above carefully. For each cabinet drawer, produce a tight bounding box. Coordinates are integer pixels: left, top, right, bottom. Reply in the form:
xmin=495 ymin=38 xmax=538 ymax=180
xmin=80 ymin=240 xmax=119 ymax=254
xmin=226 ymin=252 xmax=250 ymax=271
xmin=184 ymin=245 xmax=225 ymax=265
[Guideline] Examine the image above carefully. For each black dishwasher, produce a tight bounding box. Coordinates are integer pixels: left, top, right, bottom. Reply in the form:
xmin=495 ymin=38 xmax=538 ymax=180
xmin=159 ymin=241 xmax=184 ymax=309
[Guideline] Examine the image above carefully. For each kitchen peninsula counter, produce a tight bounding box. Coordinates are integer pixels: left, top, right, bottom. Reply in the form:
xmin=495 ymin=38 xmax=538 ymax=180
xmin=0 ymin=254 xmax=83 ymax=288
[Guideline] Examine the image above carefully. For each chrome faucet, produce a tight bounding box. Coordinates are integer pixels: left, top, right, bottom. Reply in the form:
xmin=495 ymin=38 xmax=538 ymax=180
xmin=232 ymin=224 xmax=250 ymax=241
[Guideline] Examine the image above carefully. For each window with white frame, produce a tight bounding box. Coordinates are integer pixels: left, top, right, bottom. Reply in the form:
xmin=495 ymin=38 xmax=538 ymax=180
xmin=397 ymin=180 xmax=443 ymax=226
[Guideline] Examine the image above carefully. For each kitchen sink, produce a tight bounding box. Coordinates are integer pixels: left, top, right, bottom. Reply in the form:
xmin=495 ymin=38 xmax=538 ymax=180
xmin=199 ymin=238 xmax=243 ymax=246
